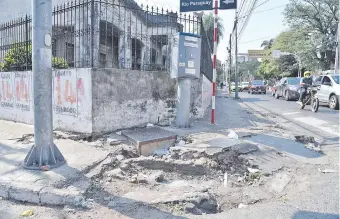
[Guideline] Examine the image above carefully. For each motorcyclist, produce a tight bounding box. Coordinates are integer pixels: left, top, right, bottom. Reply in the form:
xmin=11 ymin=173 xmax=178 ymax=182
xmin=297 ymin=71 xmax=313 ymax=105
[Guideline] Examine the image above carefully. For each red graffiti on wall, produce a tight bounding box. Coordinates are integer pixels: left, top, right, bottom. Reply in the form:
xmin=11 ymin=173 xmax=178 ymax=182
xmin=1 ymin=80 xmax=13 ymax=101
xmin=55 ymin=74 xmax=77 ymax=106
xmin=77 ymin=78 xmax=84 ymax=103
xmin=15 ymin=77 xmax=29 ymax=103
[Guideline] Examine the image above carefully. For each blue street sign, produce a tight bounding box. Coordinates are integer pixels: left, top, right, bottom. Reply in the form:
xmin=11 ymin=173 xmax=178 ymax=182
xmin=219 ymin=0 xmax=237 ymax=10
xmin=180 ymin=0 xmax=212 ymax=12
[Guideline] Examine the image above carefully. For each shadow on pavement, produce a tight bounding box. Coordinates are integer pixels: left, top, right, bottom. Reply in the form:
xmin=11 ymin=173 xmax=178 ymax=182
xmin=292 ymin=211 xmax=339 ymax=219
xmin=249 ymin=134 xmax=323 ymax=158
xmin=239 ymin=97 xmax=269 ymax=103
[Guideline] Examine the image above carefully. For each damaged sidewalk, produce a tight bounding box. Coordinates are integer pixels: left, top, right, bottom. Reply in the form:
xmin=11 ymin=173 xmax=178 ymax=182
xmin=0 ymin=92 xmax=333 ymax=218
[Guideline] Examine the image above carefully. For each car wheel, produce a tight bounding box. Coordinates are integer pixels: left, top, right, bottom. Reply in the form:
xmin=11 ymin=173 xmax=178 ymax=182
xmin=275 ymin=91 xmax=279 ymax=99
xmin=284 ymin=91 xmax=290 ymax=101
xmin=263 ymin=91 xmax=266 ymax=95
xmin=272 ymin=91 xmax=275 ymax=96
xmin=251 ymin=90 xmax=254 ymax=94
xmin=329 ymin=95 xmax=339 ymax=110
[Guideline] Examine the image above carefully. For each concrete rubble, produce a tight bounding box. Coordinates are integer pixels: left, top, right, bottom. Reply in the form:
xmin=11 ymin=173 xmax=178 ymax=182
xmin=0 ymin=119 xmax=318 ymax=216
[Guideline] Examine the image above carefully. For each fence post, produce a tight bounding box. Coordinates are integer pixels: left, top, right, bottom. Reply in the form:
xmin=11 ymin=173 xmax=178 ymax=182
xmin=90 ymin=0 xmax=94 ymax=68
xmin=25 ymin=15 xmax=29 ymax=70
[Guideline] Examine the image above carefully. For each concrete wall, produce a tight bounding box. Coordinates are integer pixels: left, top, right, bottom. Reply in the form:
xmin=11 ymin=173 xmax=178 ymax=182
xmin=91 ymin=68 xmax=177 ymax=133
xmin=0 ymin=68 xmax=211 ymax=134
xmin=190 ymin=74 xmax=212 ymax=118
xmin=0 ymin=69 xmax=93 ymax=133
xmin=201 ymin=74 xmax=212 ymax=115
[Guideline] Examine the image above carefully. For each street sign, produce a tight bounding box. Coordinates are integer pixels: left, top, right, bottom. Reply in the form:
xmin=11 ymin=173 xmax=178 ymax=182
xmin=180 ymin=0 xmax=212 ymax=12
xmin=219 ymin=0 xmax=237 ymax=10
xmin=248 ymin=50 xmax=271 ymax=58
xmin=272 ymin=50 xmax=281 ymax=59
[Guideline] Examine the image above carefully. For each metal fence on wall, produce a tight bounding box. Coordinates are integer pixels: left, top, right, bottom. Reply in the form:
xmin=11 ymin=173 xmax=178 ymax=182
xmin=0 ymin=0 xmax=212 ymax=80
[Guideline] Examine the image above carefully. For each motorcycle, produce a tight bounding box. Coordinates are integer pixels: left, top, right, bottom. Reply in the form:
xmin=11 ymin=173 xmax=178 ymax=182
xmin=298 ymin=85 xmax=319 ymax=112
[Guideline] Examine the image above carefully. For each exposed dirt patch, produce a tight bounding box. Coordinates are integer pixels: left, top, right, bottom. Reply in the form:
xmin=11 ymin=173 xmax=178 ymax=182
xmin=82 ymin=140 xmax=291 ymax=215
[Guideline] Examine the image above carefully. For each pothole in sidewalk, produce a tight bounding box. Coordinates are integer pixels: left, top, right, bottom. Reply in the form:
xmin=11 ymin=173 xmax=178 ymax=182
xmin=84 ymin=140 xmax=279 ymax=215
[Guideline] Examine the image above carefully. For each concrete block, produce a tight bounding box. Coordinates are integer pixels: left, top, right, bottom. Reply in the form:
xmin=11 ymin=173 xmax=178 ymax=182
xmin=122 ymin=127 xmax=177 ymax=156
xmin=40 ymin=187 xmax=65 ymax=205
xmin=8 ymin=183 xmax=43 ymax=204
xmin=140 ymin=138 xmax=176 ymax=156
xmin=0 ymin=181 xmax=10 ymax=198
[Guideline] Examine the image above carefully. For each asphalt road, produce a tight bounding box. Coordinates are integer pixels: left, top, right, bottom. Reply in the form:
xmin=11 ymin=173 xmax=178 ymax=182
xmin=238 ymin=90 xmax=339 ymax=141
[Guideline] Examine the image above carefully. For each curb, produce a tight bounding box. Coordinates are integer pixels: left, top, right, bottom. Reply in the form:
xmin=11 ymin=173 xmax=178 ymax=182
xmin=0 ymin=180 xmax=85 ymax=206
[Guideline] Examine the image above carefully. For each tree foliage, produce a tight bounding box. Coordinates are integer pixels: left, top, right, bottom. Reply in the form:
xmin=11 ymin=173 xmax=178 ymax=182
xmin=238 ymin=61 xmax=261 ymax=81
xmin=202 ymin=13 xmax=225 ymax=46
xmin=216 ymin=59 xmax=224 ymax=83
xmin=261 ymin=39 xmax=275 ymax=49
xmin=283 ymin=0 xmax=339 ymax=70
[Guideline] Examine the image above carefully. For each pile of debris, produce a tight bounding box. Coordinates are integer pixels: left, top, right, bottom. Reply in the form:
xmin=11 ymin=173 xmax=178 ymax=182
xmin=84 ymin=140 xmax=265 ymax=215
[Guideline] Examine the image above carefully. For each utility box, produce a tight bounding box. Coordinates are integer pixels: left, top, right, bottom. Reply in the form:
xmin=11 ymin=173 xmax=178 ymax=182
xmin=170 ymin=32 xmax=201 ymax=79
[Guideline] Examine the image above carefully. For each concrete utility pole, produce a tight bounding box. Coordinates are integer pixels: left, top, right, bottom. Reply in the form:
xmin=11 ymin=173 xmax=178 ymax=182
xmin=234 ymin=12 xmax=239 ymax=99
xmin=24 ymin=0 xmax=65 ymax=170
xmin=335 ymin=2 xmax=340 ymax=73
xmin=228 ymin=35 xmax=232 ymax=94
xmin=176 ymin=78 xmax=191 ymax=127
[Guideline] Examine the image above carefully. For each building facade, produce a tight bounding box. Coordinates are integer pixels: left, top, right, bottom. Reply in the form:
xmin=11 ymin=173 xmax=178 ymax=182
xmin=0 ymin=0 xmax=199 ymax=72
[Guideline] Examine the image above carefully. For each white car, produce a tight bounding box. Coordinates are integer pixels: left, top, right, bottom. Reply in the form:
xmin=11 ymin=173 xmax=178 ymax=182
xmin=314 ymin=74 xmax=340 ymax=110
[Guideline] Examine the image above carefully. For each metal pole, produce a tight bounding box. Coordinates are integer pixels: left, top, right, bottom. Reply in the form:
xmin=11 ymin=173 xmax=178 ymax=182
xmin=335 ymin=2 xmax=340 ymax=73
xmin=176 ymin=78 xmax=191 ymax=128
xmin=211 ymin=0 xmax=218 ymax=124
xmin=24 ymin=0 xmax=65 ymax=170
xmin=229 ymin=35 xmax=232 ymax=94
xmin=234 ymin=12 xmax=239 ymax=99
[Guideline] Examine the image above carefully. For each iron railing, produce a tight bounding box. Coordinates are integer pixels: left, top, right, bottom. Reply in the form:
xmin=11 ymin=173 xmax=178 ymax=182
xmin=0 ymin=0 xmax=212 ymax=80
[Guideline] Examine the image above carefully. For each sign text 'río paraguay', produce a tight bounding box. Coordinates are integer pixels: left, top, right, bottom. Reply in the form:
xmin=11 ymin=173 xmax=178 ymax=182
xmin=180 ymin=0 xmax=212 ymax=12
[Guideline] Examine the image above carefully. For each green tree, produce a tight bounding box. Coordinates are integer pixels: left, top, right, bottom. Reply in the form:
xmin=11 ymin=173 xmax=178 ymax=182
xmin=216 ymin=60 xmax=224 ymax=84
xmin=238 ymin=61 xmax=261 ymax=81
xmin=202 ymin=13 xmax=225 ymax=46
xmin=284 ymin=0 xmax=339 ymax=70
xmin=261 ymin=39 xmax=275 ymax=49
xmin=272 ymin=30 xmax=321 ymax=72
xmin=256 ymin=59 xmax=280 ymax=79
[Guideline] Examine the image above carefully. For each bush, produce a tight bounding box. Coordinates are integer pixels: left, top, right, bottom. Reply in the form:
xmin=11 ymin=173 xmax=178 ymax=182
xmin=52 ymin=57 xmax=68 ymax=69
xmin=0 ymin=44 xmax=68 ymax=71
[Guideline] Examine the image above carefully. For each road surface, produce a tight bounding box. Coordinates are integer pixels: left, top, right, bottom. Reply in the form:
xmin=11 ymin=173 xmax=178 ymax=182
xmin=238 ymin=91 xmax=339 ymax=141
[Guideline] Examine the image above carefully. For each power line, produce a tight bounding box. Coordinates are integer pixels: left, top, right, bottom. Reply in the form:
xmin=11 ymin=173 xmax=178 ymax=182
xmin=252 ymin=4 xmax=287 ymax=14
xmin=239 ymin=36 xmax=274 ymax=44
xmin=238 ymin=0 xmax=258 ymax=39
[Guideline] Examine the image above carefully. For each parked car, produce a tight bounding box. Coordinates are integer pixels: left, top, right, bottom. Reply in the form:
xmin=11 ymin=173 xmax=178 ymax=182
xmin=314 ymin=74 xmax=340 ymax=110
xmin=231 ymin=82 xmax=236 ymax=92
xmin=231 ymin=82 xmax=242 ymax=92
xmin=248 ymin=80 xmax=266 ymax=94
xmin=274 ymin=77 xmax=301 ymax=101
xmin=241 ymin=82 xmax=249 ymax=91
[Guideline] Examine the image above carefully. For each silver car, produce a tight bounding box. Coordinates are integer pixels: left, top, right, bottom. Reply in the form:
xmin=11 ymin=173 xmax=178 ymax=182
xmin=314 ymin=74 xmax=340 ymax=110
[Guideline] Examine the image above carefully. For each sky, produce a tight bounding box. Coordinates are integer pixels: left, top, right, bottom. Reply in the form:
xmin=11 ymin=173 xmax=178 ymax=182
xmin=137 ymin=0 xmax=291 ymax=61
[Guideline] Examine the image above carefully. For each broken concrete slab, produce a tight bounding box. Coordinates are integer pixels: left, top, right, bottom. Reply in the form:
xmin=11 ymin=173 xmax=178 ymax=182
xmin=268 ymin=173 xmax=292 ymax=193
xmin=122 ymin=127 xmax=177 ymax=156
xmin=0 ymin=137 xmax=111 ymax=205
xmin=8 ymin=182 xmax=43 ymax=204
xmin=231 ymin=142 xmax=259 ymax=154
